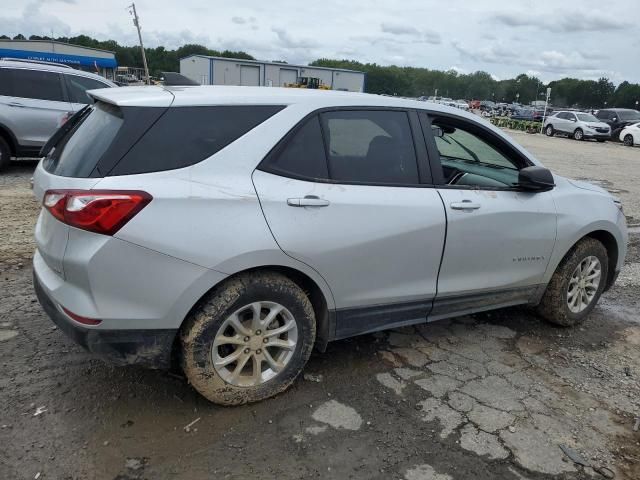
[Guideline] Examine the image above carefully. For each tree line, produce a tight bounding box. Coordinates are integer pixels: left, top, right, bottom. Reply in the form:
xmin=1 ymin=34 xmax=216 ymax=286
xmin=3 ymin=34 xmax=639 ymax=110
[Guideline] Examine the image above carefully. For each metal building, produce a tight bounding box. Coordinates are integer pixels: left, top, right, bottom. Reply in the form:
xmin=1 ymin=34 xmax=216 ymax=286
xmin=180 ymin=55 xmax=365 ymax=92
xmin=0 ymin=39 xmax=117 ymax=80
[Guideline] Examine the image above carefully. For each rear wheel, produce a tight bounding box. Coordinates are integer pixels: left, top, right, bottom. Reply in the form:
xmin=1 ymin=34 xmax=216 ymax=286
xmin=573 ymin=128 xmax=584 ymax=141
xmin=181 ymin=272 xmax=316 ymax=405
xmin=624 ymin=134 xmax=634 ymax=147
xmin=537 ymin=238 xmax=608 ymax=327
xmin=0 ymin=137 xmax=11 ymax=171
xmin=545 ymin=125 xmax=554 ymax=137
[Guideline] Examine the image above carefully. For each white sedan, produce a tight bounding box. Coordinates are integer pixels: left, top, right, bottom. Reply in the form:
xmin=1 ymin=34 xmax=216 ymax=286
xmin=620 ymin=122 xmax=640 ymax=146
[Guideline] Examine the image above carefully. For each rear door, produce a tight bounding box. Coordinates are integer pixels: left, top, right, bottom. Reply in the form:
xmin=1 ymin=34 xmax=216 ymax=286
xmin=423 ymin=112 xmax=557 ymax=319
xmin=254 ymin=109 xmax=446 ymax=337
xmin=1 ymin=68 xmax=71 ymax=152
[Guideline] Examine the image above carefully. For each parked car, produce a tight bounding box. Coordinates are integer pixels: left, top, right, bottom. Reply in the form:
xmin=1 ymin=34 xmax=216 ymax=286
xmin=619 ymin=122 xmax=640 ymax=146
xmin=454 ymin=99 xmax=470 ymax=110
xmin=510 ymin=108 xmax=535 ymax=121
xmin=0 ymin=59 xmax=116 ymax=170
xmin=32 ymin=86 xmax=627 ymax=405
xmin=480 ymin=100 xmax=496 ymax=112
xmin=543 ymin=111 xmax=611 ymax=141
xmin=595 ymin=108 xmax=640 ymax=140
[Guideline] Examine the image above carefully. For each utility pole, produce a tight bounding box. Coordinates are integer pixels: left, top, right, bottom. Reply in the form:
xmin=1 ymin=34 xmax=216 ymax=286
xmin=128 ymin=3 xmax=150 ymax=85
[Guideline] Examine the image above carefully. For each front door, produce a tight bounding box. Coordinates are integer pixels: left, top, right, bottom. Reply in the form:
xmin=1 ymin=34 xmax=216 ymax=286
xmin=254 ymin=109 xmax=446 ymax=337
xmin=424 ymin=113 xmax=557 ymax=319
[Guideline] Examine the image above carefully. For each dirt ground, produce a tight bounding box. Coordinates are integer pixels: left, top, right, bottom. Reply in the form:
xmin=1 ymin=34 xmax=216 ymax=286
xmin=1 ymin=134 xmax=639 ymax=480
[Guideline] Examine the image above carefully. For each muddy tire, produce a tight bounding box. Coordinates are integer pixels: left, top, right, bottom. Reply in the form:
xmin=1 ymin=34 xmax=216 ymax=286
xmin=537 ymin=238 xmax=608 ymax=327
xmin=0 ymin=136 xmax=11 ymax=172
xmin=180 ymin=272 xmax=316 ymax=405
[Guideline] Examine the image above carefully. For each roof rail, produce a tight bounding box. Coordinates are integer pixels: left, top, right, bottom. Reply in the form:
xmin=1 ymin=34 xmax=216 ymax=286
xmin=0 ymin=57 xmax=74 ymax=69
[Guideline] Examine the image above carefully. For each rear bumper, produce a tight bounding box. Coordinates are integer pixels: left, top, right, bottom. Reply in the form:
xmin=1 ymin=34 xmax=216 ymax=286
xmin=34 ymin=270 xmax=176 ymax=368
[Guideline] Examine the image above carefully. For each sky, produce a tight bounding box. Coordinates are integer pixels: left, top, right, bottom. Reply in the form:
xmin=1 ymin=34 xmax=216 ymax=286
xmin=2 ymin=0 xmax=638 ymax=84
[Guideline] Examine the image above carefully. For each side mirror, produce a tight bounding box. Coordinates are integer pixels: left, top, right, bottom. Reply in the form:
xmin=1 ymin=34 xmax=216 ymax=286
xmin=518 ymin=166 xmax=555 ymax=192
xmin=432 ymin=126 xmax=444 ymax=138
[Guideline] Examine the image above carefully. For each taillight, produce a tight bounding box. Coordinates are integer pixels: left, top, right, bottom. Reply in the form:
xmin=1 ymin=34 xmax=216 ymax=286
xmin=43 ymin=190 xmax=152 ymax=236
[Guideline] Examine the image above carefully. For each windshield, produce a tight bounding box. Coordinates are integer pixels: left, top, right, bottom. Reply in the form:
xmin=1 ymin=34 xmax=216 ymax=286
xmin=619 ymin=110 xmax=640 ymax=121
xmin=576 ymin=113 xmax=599 ymax=122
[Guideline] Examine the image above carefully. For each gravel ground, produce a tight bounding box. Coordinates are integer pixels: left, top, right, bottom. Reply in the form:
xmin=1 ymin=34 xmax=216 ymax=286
xmin=1 ymin=134 xmax=639 ymax=480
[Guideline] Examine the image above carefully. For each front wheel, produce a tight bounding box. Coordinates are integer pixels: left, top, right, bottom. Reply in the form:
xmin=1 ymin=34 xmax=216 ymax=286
xmin=573 ymin=128 xmax=584 ymax=141
xmin=537 ymin=238 xmax=608 ymax=327
xmin=624 ymin=134 xmax=634 ymax=147
xmin=545 ymin=125 xmax=554 ymax=137
xmin=181 ymin=272 xmax=316 ymax=405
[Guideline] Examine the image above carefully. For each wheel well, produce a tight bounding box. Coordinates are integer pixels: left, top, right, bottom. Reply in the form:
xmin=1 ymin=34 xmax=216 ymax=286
xmin=0 ymin=125 xmax=17 ymax=156
xmin=584 ymin=230 xmax=619 ymax=290
xmin=171 ymin=265 xmax=332 ymax=367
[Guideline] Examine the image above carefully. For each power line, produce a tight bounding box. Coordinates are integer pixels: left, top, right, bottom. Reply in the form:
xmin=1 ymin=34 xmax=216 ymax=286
xmin=127 ymin=3 xmax=150 ymax=84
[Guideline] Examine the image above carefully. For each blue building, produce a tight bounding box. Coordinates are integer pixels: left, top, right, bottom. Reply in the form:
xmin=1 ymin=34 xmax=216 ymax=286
xmin=0 ymin=39 xmax=117 ymax=80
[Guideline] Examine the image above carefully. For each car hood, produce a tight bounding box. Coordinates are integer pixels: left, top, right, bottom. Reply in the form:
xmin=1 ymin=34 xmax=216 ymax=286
xmin=566 ymin=177 xmax=610 ymax=195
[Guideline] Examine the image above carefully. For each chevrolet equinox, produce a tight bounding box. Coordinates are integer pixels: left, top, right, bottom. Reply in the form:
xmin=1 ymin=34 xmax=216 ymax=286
xmin=33 ymin=86 xmax=628 ymax=405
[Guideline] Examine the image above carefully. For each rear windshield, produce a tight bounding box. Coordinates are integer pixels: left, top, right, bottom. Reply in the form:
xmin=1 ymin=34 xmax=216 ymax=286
xmin=43 ymin=102 xmax=123 ymax=177
xmin=43 ymin=103 xmax=284 ymax=177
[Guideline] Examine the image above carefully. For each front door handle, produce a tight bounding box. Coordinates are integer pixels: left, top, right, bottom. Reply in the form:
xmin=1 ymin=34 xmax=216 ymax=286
xmin=8 ymin=102 xmax=25 ymax=108
xmin=450 ymin=200 xmax=481 ymax=211
xmin=287 ymin=195 xmax=330 ymax=207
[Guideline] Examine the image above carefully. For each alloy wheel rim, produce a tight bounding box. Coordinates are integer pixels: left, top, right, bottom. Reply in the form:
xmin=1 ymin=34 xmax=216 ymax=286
xmin=566 ymin=256 xmax=601 ymax=313
xmin=211 ymin=301 xmax=298 ymax=387
xmin=575 ymin=130 xmax=583 ymax=140
xmin=624 ymin=135 xmax=633 ymax=146
xmin=546 ymin=126 xmax=552 ymax=135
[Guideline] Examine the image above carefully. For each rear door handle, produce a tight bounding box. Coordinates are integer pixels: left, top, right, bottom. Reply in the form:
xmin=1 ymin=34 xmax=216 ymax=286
xmin=8 ymin=102 xmax=25 ymax=108
xmin=287 ymin=196 xmax=330 ymax=207
xmin=450 ymin=200 xmax=481 ymax=211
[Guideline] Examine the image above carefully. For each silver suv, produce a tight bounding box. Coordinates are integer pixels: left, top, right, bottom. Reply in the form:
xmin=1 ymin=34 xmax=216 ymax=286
xmin=0 ymin=59 xmax=116 ymax=170
xmin=32 ymin=86 xmax=627 ymax=405
xmin=543 ymin=110 xmax=611 ymax=141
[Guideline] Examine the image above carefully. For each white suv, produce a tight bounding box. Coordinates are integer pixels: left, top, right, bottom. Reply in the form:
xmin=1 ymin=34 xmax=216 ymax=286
xmin=0 ymin=59 xmax=115 ymax=170
xmin=32 ymin=86 xmax=627 ymax=405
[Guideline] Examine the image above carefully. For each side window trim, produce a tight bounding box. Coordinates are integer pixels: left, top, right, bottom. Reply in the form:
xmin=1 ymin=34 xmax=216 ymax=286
xmin=421 ymin=111 xmax=532 ymax=191
xmin=407 ymin=110 xmax=432 ymax=185
xmin=417 ymin=111 xmax=445 ymax=185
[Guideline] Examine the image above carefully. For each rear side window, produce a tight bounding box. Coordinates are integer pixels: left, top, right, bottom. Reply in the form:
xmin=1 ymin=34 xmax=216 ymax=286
xmin=43 ymin=102 xmax=124 ymax=177
xmin=65 ymin=75 xmax=109 ymax=104
xmin=265 ymin=115 xmax=328 ymax=180
xmin=9 ymin=69 xmax=65 ymax=102
xmin=320 ymin=110 xmax=419 ymax=184
xmin=109 ymin=105 xmax=284 ymax=175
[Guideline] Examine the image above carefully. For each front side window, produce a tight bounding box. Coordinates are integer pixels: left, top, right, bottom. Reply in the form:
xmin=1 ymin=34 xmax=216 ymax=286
xmin=10 ymin=69 xmax=64 ymax=102
xmin=619 ymin=110 xmax=640 ymax=122
xmin=431 ymin=120 xmax=521 ymax=188
xmin=65 ymin=75 xmax=109 ymax=104
xmin=320 ymin=110 xmax=419 ymax=184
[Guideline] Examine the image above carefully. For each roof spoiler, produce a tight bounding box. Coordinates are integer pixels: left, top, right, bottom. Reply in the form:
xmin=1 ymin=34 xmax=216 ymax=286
xmin=161 ymin=72 xmax=199 ymax=86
